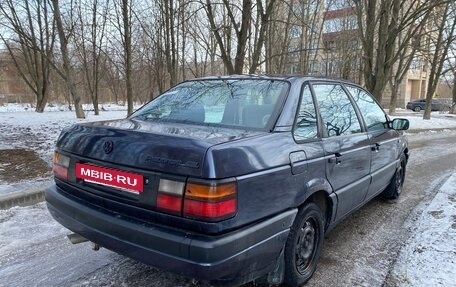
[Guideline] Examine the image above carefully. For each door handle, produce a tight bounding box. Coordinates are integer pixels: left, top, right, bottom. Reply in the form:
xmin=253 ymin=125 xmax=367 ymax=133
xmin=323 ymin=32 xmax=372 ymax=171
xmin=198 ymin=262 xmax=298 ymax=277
xmin=371 ymin=143 xmax=380 ymax=152
xmin=328 ymin=153 xmax=342 ymax=164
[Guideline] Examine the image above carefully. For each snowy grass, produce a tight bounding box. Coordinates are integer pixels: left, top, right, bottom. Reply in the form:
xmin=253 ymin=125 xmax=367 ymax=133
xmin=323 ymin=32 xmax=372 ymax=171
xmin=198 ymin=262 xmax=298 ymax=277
xmin=391 ymin=110 xmax=456 ymax=130
xmin=0 ymin=108 xmax=134 ymax=195
xmin=0 ymin=102 xmax=141 ymax=113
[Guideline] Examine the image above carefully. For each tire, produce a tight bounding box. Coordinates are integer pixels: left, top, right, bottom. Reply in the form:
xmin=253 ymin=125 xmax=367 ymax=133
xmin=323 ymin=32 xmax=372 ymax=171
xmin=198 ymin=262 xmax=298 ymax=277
xmin=382 ymin=155 xmax=407 ymax=199
xmin=413 ymin=106 xmax=421 ymax=112
xmin=283 ymin=202 xmax=324 ymax=286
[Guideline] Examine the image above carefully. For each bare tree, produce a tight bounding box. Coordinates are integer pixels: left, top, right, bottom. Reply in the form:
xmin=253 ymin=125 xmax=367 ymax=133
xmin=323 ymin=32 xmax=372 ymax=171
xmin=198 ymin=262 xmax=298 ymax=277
xmin=320 ymin=0 xmax=360 ymax=80
xmin=352 ymin=0 xmax=448 ymax=102
xmin=204 ymin=0 xmax=276 ymax=74
xmin=423 ymin=3 xmax=456 ymax=119
xmin=74 ymin=0 xmax=109 ymax=115
xmin=265 ymin=0 xmax=294 ymax=74
xmin=0 ymin=0 xmax=55 ymax=112
xmin=105 ymin=0 xmax=135 ymax=115
xmin=161 ymin=0 xmax=178 ymax=85
xmin=51 ymin=0 xmax=85 ymax=118
xmin=388 ymin=21 xmax=426 ymax=115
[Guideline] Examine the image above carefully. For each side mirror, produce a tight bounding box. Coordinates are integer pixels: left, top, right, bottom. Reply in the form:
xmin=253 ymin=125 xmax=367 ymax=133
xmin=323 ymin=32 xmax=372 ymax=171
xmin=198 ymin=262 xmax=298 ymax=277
xmin=392 ymin=118 xmax=409 ymax=131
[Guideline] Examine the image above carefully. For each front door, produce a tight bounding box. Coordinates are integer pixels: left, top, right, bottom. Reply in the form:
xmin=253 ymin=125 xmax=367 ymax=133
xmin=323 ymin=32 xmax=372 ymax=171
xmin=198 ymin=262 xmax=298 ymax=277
xmin=345 ymin=85 xmax=399 ymax=200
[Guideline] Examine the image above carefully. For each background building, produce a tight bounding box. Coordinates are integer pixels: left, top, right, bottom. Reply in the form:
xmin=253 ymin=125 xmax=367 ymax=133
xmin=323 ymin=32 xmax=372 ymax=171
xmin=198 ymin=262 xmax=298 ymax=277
xmin=0 ymin=52 xmax=33 ymax=105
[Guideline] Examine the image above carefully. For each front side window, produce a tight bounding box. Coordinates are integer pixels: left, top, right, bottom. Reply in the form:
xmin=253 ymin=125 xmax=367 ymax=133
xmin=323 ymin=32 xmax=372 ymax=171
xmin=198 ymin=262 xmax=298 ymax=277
xmin=294 ymin=85 xmax=318 ymax=141
xmin=313 ymin=84 xmax=362 ymax=137
xmin=131 ymin=79 xmax=289 ymax=129
xmin=346 ymin=86 xmax=388 ymax=131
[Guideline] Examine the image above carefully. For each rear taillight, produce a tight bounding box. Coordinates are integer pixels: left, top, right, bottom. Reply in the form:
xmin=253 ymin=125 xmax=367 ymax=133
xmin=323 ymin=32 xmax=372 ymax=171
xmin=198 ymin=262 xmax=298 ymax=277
xmin=155 ymin=178 xmax=237 ymax=221
xmin=183 ymin=180 xmax=237 ymax=221
xmin=53 ymin=151 xmax=70 ymax=180
xmin=156 ymin=179 xmax=185 ymax=214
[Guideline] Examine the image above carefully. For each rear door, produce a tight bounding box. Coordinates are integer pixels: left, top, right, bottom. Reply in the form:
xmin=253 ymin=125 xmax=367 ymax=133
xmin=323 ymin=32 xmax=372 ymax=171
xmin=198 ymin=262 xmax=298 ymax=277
xmin=345 ymin=85 xmax=399 ymax=201
xmin=311 ymin=83 xmax=371 ymax=221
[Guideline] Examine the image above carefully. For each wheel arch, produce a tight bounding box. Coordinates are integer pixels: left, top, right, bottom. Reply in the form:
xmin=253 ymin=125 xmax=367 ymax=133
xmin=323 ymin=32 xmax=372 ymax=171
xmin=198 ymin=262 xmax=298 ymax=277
xmin=403 ymin=147 xmax=409 ymax=162
xmin=298 ymin=178 xmax=335 ymax=232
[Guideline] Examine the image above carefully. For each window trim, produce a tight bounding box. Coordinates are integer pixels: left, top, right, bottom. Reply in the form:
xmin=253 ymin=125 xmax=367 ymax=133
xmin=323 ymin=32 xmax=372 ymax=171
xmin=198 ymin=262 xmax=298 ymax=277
xmin=343 ymin=84 xmax=391 ymax=132
xmin=291 ymin=82 xmax=322 ymax=144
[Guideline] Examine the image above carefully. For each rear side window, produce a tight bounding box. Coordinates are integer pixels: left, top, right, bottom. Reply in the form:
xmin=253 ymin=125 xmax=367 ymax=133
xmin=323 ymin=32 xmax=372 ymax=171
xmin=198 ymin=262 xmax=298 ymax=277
xmin=313 ymin=84 xmax=362 ymax=137
xmin=346 ymin=86 xmax=388 ymax=131
xmin=294 ymin=85 xmax=318 ymax=141
xmin=131 ymin=79 xmax=289 ymax=129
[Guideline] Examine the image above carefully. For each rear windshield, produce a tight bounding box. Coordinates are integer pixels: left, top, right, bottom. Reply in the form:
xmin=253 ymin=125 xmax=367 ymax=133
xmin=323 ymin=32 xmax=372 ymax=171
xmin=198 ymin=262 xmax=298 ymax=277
xmin=131 ymin=79 xmax=289 ymax=129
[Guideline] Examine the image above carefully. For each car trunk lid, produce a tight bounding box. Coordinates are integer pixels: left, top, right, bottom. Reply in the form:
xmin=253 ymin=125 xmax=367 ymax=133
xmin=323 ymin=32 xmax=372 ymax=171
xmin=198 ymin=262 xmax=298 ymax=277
xmin=56 ymin=118 xmax=262 ymax=178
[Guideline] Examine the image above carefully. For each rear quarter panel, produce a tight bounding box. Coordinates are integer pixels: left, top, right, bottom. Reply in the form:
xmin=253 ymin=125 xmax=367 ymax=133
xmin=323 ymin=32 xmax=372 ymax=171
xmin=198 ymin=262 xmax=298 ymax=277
xmin=205 ymin=133 xmax=331 ymax=230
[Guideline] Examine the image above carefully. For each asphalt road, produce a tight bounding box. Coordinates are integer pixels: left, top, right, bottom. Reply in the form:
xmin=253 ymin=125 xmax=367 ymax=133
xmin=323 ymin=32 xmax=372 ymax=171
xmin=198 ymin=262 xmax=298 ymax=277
xmin=1 ymin=131 xmax=456 ymax=287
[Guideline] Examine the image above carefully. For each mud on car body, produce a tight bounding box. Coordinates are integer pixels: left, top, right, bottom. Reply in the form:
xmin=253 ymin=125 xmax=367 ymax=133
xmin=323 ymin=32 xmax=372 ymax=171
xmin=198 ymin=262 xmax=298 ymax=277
xmin=46 ymin=75 xmax=409 ymax=286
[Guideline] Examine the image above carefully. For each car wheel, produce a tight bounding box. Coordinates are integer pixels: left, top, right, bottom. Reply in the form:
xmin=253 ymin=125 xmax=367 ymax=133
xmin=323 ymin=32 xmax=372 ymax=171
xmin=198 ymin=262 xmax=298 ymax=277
xmin=382 ymin=155 xmax=407 ymax=199
xmin=283 ymin=202 xmax=324 ymax=286
xmin=413 ymin=106 xmax=421 ymax=112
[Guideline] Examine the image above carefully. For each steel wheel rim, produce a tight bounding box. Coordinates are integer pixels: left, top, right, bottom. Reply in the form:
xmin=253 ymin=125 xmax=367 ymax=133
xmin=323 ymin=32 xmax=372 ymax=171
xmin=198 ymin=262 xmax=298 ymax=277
xmin=295 ymin=218 xmax=318 ymax=274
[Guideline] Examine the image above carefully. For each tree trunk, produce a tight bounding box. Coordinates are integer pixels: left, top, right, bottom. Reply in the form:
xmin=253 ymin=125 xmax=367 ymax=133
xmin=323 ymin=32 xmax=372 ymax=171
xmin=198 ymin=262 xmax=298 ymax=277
xmin=233 ymin=0 xmax=251 ymax=74
xmin=451 ymin=75 xmax=456 ymax=114
xmin=249 ymin=0 xmax=276 ymax=74
xmin=205 ymin=0 xmax=235 ymax=74
xmin=92 ymin=0 xmax=100 ymax=115
xmin=52 ymin=0 xmax=84 ymax=119
xmin=36 ymin=93 xmax=47 ymax=113
xmin=122 ymin=0 xmax=133 ymax=116
xmin=388 ymin=83 xmax=400 ymax=116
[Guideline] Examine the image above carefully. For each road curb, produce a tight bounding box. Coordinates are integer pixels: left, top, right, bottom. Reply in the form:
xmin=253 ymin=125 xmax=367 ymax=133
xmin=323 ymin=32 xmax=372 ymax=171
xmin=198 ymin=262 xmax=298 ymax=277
xmin=0 ymin=189 xmax=45 ymax=210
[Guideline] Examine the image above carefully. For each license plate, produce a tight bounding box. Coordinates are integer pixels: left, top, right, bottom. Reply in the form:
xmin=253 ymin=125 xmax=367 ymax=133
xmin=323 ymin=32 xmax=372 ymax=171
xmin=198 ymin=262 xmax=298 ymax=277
xmin=75 ymin=163 xmax=144 ymax=193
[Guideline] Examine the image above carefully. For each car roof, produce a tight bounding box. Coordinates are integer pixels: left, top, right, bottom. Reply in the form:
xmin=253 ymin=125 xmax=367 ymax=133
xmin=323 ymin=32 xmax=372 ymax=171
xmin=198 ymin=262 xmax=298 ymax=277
xmin=188 ymin=74 xmax=361 ymax=85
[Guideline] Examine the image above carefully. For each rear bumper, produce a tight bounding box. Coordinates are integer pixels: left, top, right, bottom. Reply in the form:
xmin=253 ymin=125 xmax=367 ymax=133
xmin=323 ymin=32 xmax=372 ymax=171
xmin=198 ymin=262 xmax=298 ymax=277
xmin=45 ymin=184 xmax=296 ymax=284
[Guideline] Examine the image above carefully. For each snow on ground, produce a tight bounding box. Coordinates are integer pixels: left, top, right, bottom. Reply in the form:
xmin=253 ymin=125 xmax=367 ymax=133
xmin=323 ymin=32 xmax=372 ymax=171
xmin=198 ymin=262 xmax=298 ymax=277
xmin=0 ymin=202 xmax=67 ymax=256
xmin=391 ymin=109 xmax=456 ymax=130
xmin=388 ymin=173 xmax=456 ymax=286
xmin=0 ymin=104 xmax=141 ymax=195
xmin=0 ymin=102 xmax=139 ymax=113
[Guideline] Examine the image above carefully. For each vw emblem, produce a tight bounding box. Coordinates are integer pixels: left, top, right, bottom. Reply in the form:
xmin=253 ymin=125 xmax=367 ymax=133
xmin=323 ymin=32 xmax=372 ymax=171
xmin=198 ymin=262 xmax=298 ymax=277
xmin=103 ymin=140 xmax=114 ymax=154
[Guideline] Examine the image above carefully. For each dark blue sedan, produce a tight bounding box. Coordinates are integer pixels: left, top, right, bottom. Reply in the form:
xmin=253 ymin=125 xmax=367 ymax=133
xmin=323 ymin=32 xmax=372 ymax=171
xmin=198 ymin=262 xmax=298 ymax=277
xmin=46 ymin=75 xmax=409 ymax=286
xmin=406 ymin=99 xmax=445 ymax=112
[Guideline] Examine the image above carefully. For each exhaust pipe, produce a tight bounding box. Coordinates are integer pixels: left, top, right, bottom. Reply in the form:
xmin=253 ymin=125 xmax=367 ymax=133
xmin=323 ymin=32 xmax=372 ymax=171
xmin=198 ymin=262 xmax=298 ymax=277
xmin=67 ymin=233 xmax=102 ymax=251
xmin=67 ymin=233 xmax=89 ymax=244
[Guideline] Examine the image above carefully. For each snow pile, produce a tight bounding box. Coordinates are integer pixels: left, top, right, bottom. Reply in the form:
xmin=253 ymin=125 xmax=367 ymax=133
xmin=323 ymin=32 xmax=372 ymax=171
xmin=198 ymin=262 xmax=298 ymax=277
xmin=389 ymin=173 xmax=456 ymax=286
